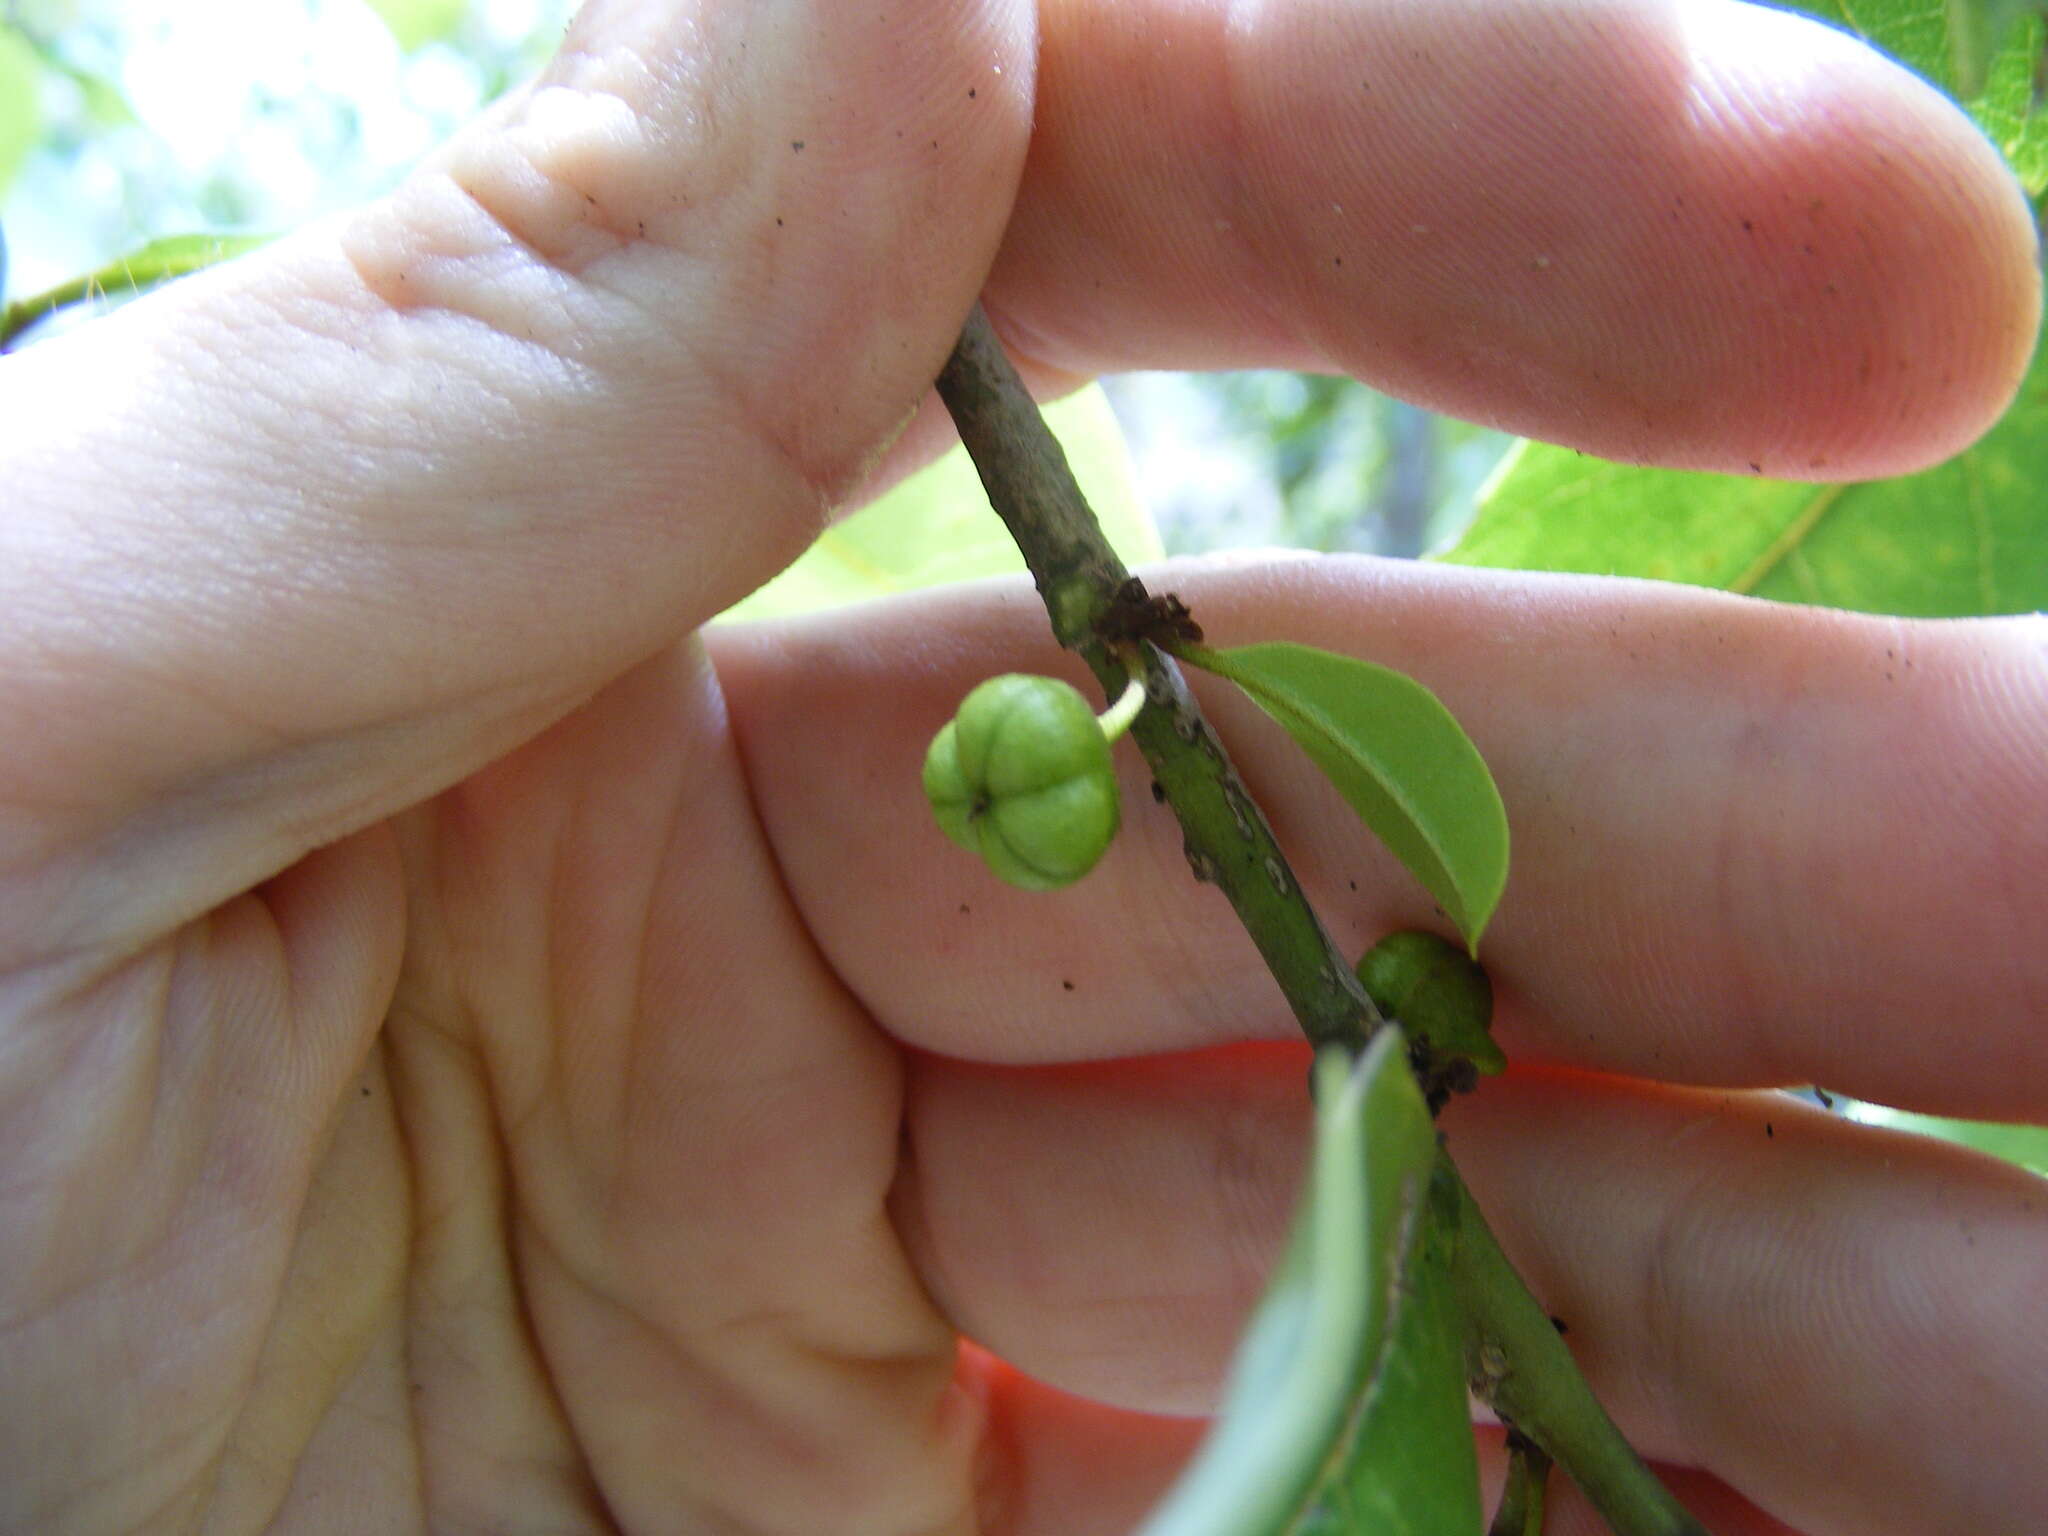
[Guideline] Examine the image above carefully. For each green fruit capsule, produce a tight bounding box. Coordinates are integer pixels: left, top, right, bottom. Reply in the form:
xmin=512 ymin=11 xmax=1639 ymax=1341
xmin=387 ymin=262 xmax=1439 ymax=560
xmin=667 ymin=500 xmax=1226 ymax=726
xmin=923 ymin=673 xmax=1122 ymax=891
xmin=1356 ymin=929 xmax=1505 ymax=1077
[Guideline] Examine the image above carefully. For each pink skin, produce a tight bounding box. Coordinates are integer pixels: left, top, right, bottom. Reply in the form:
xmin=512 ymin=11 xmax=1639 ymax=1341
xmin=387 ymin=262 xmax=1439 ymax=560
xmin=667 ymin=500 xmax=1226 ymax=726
xmin=0 ymin=0 xmax=2040 ymax=1531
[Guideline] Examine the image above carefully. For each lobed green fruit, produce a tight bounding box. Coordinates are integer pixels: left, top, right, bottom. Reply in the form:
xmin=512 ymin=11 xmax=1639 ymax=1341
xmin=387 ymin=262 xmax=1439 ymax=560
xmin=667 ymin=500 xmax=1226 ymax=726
xmin=923 ymin=673 xmax=1121 ymax=891
xmin=1356 ymin=929 xmax=1505 ymax=1077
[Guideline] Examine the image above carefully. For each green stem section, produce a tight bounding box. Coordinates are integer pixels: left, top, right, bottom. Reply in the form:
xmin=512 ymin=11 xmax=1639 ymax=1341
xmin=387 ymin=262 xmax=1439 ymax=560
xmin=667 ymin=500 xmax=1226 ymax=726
xmin=0 ymin=234 xmax=270 ymax=350
xmin=1487 ymin=1431 xmax=1553 ymax=1536
xmin=1442 ymin=1156 xmax=1709 ymax=1536
xmin=935 ymin=304 xmax=1381 ymax=1051
xmin=935 ymin=304 xmax=1712 ymax=1536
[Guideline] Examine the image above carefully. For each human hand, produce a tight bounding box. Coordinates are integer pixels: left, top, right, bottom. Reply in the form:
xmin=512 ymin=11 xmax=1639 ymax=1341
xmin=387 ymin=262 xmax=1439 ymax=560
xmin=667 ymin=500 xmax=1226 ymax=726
xmin=0 ymin=2 xmax=2039 ymax=1533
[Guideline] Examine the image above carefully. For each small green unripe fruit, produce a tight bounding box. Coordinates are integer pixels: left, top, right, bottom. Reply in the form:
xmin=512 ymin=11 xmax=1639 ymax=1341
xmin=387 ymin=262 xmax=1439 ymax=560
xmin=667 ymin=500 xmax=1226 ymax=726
xmin=1356 ymin=930 xmax=1505 ymax=1077
xmin=923 ymin=673 xmax=1121 ymax=891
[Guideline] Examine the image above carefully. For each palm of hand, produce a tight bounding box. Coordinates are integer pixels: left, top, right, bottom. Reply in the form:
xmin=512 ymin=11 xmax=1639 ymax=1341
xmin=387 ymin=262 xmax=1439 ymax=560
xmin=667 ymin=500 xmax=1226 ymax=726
xmin=13 ymin=644 xmax=987 ymax=1533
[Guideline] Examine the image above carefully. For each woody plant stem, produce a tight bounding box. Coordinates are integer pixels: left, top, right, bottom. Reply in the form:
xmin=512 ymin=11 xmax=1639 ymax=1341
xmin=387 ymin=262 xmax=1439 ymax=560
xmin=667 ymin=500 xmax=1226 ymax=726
xmin=933 ymin=304 xmax=1707 ymax=1536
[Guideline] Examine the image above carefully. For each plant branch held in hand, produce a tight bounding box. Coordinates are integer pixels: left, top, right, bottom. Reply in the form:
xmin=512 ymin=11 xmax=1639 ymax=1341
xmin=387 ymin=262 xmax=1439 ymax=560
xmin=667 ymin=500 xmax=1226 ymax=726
xmin=932 ymin=303 xmax=1708 ymax=1536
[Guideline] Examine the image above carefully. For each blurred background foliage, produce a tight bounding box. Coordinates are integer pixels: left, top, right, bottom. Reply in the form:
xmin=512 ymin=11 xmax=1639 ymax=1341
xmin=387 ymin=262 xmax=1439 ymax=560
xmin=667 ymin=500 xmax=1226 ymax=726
xmin=0 ymin=0 xmax=567 ymax=302
xmin=3 ymin=2 xmax=2044 ymax=570
xmin=0 ymin=0 xmax=1511 ymax=559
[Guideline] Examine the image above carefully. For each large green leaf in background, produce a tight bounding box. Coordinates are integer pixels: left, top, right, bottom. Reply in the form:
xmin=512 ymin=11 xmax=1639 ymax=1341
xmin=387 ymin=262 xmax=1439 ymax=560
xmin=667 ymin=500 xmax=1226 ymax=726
xmin=720 ymin=386 xmax=1161 ymax=621
xmin=1443 ymin=336 xmax=2048 ymax=614
xmin=1135 ymin=1039 xmax=1479 ymax=1536
xmin=1789 ymin=2 xmax=2048 ymax=173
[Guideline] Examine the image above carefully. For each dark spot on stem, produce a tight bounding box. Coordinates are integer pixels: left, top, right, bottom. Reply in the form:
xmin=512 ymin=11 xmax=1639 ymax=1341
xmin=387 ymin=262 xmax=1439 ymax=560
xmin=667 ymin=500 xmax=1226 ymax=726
xmin=1096 ymin=576 xmax=1203 ymax=649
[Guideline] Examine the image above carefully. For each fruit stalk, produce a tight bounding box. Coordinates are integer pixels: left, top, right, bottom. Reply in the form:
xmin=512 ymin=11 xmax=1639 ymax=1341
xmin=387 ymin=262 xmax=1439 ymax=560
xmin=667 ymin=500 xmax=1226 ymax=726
xmin=935 ymin=304 xmax=1383 ymax=1049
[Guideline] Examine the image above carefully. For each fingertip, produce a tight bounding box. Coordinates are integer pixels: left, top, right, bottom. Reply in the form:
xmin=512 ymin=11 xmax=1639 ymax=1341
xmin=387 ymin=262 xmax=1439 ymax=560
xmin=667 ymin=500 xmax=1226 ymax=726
xmin=1666 ymin=1 xmax=2042 ymax=479
xmin=1000 ymin=0 xmax=2041 ymax=478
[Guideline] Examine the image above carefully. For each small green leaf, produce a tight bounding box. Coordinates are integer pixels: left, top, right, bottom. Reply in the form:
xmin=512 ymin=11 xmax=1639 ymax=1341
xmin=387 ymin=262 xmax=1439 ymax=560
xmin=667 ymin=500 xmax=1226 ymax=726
xmin=1134 ymin=1035 xmax=1458 ymax=1536
xmin=1293 ymin=1183 xmax=1484 ymax=1536
xmin=719 ymin=386 xmax=1160 ymax=621
xmin=1180 ymin=642 xmax=1508 ymax=951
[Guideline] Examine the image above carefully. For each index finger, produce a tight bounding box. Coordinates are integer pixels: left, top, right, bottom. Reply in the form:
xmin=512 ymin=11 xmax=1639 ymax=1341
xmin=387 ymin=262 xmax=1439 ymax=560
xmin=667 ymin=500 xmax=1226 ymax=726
xmin=712 ymin=559 xmax=2048 ymax=1124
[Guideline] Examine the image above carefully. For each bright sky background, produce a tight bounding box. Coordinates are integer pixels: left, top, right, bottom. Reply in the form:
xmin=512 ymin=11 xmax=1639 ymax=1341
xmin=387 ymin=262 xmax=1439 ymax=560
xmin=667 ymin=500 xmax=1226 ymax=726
xmin=4 ymin=0 xmax=571 ymax=293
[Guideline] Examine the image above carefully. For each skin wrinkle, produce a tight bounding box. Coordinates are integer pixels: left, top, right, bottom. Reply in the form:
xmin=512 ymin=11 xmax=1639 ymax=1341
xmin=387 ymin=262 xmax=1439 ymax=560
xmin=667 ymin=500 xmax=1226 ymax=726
xmin=383 ymin=999 xmax=605 ymax=1532
xmin=712 ymin=561 xmax=2048 ymax=1113
xmin=4 ymin=2 xmax=2046 ymax=1531
xmin=1451 ymin=1075 xmax=2048 ymax=1532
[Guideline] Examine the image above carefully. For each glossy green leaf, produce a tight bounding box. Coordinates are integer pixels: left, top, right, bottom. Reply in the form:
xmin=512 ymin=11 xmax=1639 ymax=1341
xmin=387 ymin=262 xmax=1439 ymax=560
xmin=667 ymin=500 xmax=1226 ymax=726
xmin=362 ymin=0 xmax=468 ymax=52
xmin=1843 ymin=1099 xmax=2048 ymax=1177
xmin=0 ymin=29 xmax=42 ymax=203
xmin=1292 ymin=1189 xmax=1484 ymax=1536
xmin=719 ymin=385 xmax=1161 ymax=621
xmin=1134 ymin=1035 xmax=1449 ymax=1536
xmin=1441 ymin=331 xmax=2048 ymax=616
xmin=1179 ymin=642 xmax=1509 ymax=951
xmin=1 ymin=232 xmax=273 ymax=348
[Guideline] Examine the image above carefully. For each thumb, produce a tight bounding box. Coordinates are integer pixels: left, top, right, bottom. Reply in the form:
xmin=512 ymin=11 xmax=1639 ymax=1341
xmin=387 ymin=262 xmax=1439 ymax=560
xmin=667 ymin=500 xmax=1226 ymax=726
xmin=0 ymin=0 xmax=1032 ymax=960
